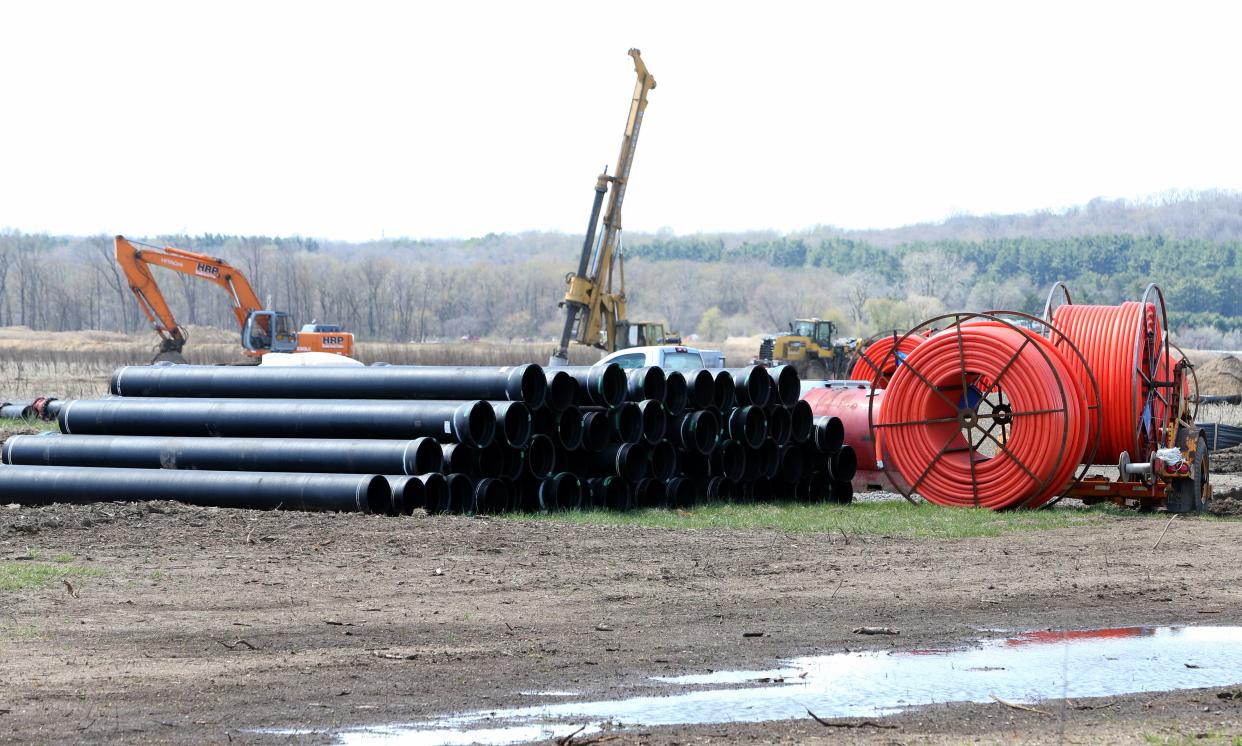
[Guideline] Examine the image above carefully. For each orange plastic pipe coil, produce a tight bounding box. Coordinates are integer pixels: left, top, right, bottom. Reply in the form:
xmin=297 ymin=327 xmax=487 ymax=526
xmin=850 ymin=334 xmax=925 ymax=388
xmin=1051 ymin=302 xmax=1163 ymax=463
xmin=878 ymin=322 xmax=1088 ymax=509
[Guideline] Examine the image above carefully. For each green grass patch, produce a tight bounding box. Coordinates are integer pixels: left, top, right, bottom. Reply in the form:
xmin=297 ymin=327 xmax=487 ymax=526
xmin=510 ymin=501 xmax=1159 ymax=538
xmin=0 ymin=418 xmax=59 ymax=439
xmin=0 ymin=562 xmax=104 ymax=592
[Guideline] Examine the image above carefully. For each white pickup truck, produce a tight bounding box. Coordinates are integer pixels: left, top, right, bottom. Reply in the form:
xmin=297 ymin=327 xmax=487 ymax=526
xmin=595 ymin=345 xmax=726 ymax=370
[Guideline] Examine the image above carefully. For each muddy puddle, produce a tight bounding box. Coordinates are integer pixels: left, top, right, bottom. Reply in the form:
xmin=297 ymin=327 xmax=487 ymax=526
xmin=301 ymin=626 xmax=1242 ymax=745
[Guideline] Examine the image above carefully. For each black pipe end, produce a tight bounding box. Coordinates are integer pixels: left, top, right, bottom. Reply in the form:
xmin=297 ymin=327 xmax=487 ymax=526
xmin=665 ymin=477 xmax=695 ymax=509
xmin=815 ymin=416 xmax=845 ymax=454
xmin=0 ymin=435 xmax=17 ymax=464
xmin=799 ymin=473 xmax=831 ymax=503
xmin=616 ymin=442 xmax=648 ymax=482
xmin=706 ymin=476 xmax=734 ymax=503
xmin=737 ymin=366 xmax=772 ymax=408
xmin=687 ymin=410 xmax=720 ymax=456
xmin=500 ymin=446 xmax=525 ymax=481
xmin=637 ymin=400 xmax=667 ymax=444
xmin=453 ymin=401 xmax=497 ymax=448
xmin=441 ymin=443 xmax=480 ymax=476
xmin=581 ymin=411 xmax=611 ymax=452
xmin=760 ymin=439 xmax=781 ymax=479
xmin=496 ymin=401 xmax=532 ymax=448
xmin=628 ymin=366 xmax=666 ymax=403
xmin=612 ymin=403 xmax=643 ymax=445
xmin=408 ymin=437 xmax=445 ymax=475
xmin=545 ymin=371 xmax=578 ymax=412
xmin=713 ymin=440 xmax=746 ymax=482
xmin=417 ymin=473 xmax=449 ymax=513
xmin=771 ymin=365 xmax=801 ymax=407
xmin=779 ymin=444 xmax=804 ymax=483
xmin=591 ymin=476 xmax=631 ymax=511
xmin=508 ymin=364 xmax=548 ymax=410
xmin=729 ymin=406 xmax=768 ymax=450
xmin=831 ymin=445 xmax=858 ymax=482
xmin=663 ymin=371 xmax=688 ymax=416
xmin=685 ymin=369 xmax=715 ymax=410
xmin=768 ymin=406 xmax=792 ymax=446
xmin=358 ymin=475 xmax=394 ymax=515
xmin=556 ymin=406 xmax=584 ymax=451
xmin=713 ymin=371 xmax=736 ymax=411
xmin=444 ymin=473 xmax=475 ymax=514
xmin=789 ymin=400 xmax=814 ymax=444
xmin=526 ymin=434 xmax=557 ymax=478
xmin=478 ymin=442 xmax=504 ymax=479
xmin=591 ymin=364 xmax=628 ymax=408
xmin=649 ymin=440 xmax=678 ymax=481
xmin=474 ymin=478 xmax=508 ymax=515
xmin=830 ymin=478 xmax=854 ymax=505
xmin=633 ymin=478 xmax=665 ymax=509
xmin=541 ymin=473 xmax=582 ymax=512
xmin=108 ymin=367 xmax=129 ymax=396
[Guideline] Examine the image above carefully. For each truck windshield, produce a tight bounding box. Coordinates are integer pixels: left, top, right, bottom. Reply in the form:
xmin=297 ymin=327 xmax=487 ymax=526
xmin=663 ymin=352 xmax=704 ymax=370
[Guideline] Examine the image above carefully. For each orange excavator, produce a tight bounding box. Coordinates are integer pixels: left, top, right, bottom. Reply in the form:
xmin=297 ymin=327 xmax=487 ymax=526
xmin=114 ymin=235 xmax=354 ymax=363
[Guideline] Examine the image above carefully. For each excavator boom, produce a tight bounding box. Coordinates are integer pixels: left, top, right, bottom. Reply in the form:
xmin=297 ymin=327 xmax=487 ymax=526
xmin=114 ymin=235 xmax=353 ymax=360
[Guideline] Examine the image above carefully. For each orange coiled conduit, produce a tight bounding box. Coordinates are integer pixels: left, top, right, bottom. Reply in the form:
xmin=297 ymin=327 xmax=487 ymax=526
xmin=1051 ymin=302 xmax=1163 ymax=463
xmin=878 ymin=322 xmax=1088 ymax=509
xmin=850 ymin=334 xmax=925 ymax=388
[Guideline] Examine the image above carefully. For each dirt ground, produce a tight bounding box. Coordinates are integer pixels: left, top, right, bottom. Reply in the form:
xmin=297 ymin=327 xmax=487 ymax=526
xmin=2 ymin=497 xmax=1242 ymax=745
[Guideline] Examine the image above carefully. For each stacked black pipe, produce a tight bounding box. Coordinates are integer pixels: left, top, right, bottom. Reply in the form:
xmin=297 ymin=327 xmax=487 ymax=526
xmin=0 ymin=361 xmax=857 ymax=515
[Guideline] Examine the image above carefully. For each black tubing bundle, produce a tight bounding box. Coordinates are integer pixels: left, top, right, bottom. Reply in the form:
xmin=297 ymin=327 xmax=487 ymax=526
xmin=7 ymin=360 xmax=857 ymax=515
xmin=0 ymin=465 xmax=391 ymax=513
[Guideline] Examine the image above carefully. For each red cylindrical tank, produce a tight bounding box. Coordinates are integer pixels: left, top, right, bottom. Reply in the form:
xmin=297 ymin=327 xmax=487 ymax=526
xmin=802 ymin=384 xmax=901 ymax=492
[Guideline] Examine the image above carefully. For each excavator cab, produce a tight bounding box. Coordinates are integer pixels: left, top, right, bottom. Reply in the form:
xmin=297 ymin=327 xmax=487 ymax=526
xmin=241 ymin=310 xmax=297 ymax=354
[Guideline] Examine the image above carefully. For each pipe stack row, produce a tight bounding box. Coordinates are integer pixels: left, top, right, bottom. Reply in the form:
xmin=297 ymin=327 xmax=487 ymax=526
xmin=0 ymin=397 xmax=62 ymax=422
xmin=0 ymin=361 xmax=857 ymax=515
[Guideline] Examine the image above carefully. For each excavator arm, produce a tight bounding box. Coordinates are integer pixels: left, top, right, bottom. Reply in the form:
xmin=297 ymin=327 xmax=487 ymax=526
xmin=114 ymin=235 xmax=267 ymax=357
xmin=551 ymin=49 xmax=656 ymax=364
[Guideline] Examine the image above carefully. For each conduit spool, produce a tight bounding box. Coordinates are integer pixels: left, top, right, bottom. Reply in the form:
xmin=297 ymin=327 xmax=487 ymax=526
xmin=872 ymin=312 xmax=1091 ymax=510
xmin=851 ymin=332 xmax=925 ymax=388
xmin=1048 ymin=285 xmax=1172 ymax=463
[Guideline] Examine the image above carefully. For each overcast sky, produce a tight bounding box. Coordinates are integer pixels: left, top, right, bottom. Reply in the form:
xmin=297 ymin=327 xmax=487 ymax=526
xmin=2 ymin=1 xmax=1240 ymax=241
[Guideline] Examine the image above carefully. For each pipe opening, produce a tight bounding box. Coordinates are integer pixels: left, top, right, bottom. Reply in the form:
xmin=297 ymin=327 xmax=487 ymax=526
xmin=713 ymin=371 xmax=736 ymax=411
xmin=638 ymin=400 xmax=667 ymax=444
xmin=831 ymin=445 xmax=858 ymax=482
xmin=444 ymin=474 xmax=474 ymax=514
xmin=684 ymin=369 xmax=715 ymax=410
xmin=478 ymin=442 xmax=504 ymax=478
xmin=616 ymin=442 xmax=649 ymax=482
xmin=497 ymin=402 xmax=532 ymax=448
xmin=665 ymin=477 xmax=694 ymax=508
xmin=739 ymin=366 xmax=772 ymax=408
xmin=663 ymin=371 xmax=688 ymax=415
xmin=408 ymin=437 xmax=444 ymax=475
xmin=649 ymin=440 xmax=678 ymax=480
xmin=629 ymin=367 xmax=666 ymax=403
xmin=418 ymin=473 xmax=449 ymax=513
xmin=730 ymin=406 xmax=767 ymax=449
xmin=830 ymin=479 xmax=854 ymax=504
xmin=457 ymin=401 xmax=497 ymax=448
xmin=441 ymin=444 xmax=480 ymax=476
xmin=612 ymin=403 xmax=643 ymax=445
xmin=768 ymin=406 xmax=792 ymax=446
xmin=772 ymin=365 xmax=801 ymax=407
xmin=556 ymin=407 xmax=584 ymax=450
xmin=713 ymin=440 xmax=746 ymax=481
xmin=545 ymin=371 xmax=578 ymax=412
xmin=541 ymin=473 xmax=581 ymax=511
xmin=590 ymin=364 xmax=628 ymax=408
xmin=516 ymin=364 xmax=548 ymax=409
xmin=400 ymin=478 xmax=426 ymax=515
xmin=634 ymin=478 xmax=664 ymax=508
xmin=499 ymin=446 xmax=525 ymax=481
xmin=760 ymin=439 xmax=781 ymax=479
xmin=360 ymin=475 xmax=393 ymax=515
xmin=789 ymin=400 xmax=814 ymax=444
xmin=597 ymin=477 xmax=631 ymax=511
xmin=474 ymin=478 xmax=508 ymax=515
xmin=779 ymin=445 xmax=805 ymax=483
xmin=581 ymin=411 xmax=611 ymax=451
xmin=688 ymin=410 xmax=719 ymax=455
xmin=814 ymin=416 xmax=845 ymax=454
xmin=526 ymin=434 xmax=557 ymax=478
